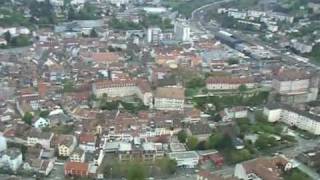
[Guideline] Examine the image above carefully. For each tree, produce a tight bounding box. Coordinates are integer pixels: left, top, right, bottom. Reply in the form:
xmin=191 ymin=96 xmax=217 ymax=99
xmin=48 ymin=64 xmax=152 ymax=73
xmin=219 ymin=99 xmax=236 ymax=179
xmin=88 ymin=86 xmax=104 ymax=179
xmin=11 ymin=35 xmax=31 ymax=47
xmin=177 ymin=130 xmax=188 ymax=143
xmin=39 ymin=110 xmax=50 ymax=118
xmin=207 ymin=133 xmax=224 ymax=149
xmin=127 ymin=162 xmax=146 ymax=180
xmin=229 ymin=149 xmax=252 ymax=163
xmin=186 ymin=136 xmax=198 ymax=150
xmin=186 ymin=77 xmax=205 ymax=89
xmin=156 ymin=158 xmax=177 ymax=175
xmin=284 ymin=169 xmax=311 ymax=180
xmin=22 ymin=112 xmax=33 ymax=125
xmin=4 ymin=31 xmax=11 ymax=43
xmin=63 ymin=80 xmax=75 ymax=92
xmin=228 ymin=58 xmax=239 ymax=65
xmin=255 ymin=134 xmax=277 ymax=150
xmin=90 ymin=28 xmax=98 ymax=37
xmin=238 ymin=84 xmax=247 ymax=92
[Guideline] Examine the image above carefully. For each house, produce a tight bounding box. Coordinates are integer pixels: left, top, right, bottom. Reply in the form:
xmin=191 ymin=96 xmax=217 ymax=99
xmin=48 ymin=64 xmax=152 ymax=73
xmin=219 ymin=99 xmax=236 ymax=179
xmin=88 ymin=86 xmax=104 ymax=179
xmin=234 ymin=156 xmax=292 ymax=180
xmin=197 ymin=170 xmax=238 ymax=180
xmin=39 ymin=159 xmax=55 ymax=176
xmin=206 ymin=76 xmax=255 ymax=90
xmin=0 ymin=38 xmax=7 ymax=46
xmin=168 ymin=151 xmax=199 ymax=168
xmin=0 ymin=148 xmax=23 ymax=171
xmin=80 ymin=52 xmax=122 ymax=66
xmin=187 ymin=123 xmax=212 ymax=141
xmin=56 ymin=135 xmax=77 ymax=157
xmin=79 ymin=133 xmax=96 ymax=152
xmin=64 ymin=162 xmax=89 ymax=177
xmin=154 ymin=87 xmax=185 ymax=111
xmin=198 ymin=150 xmax=224 ymax=168
xmin=70 ymin=148 xmax=85 ymax=163
xmin=34 ymin=117 xmax=50 ymax=129
xmin=184 ymin=108 xmax=201 ymax=123
xmin=27 ymin=129 xmax=54 ymax=149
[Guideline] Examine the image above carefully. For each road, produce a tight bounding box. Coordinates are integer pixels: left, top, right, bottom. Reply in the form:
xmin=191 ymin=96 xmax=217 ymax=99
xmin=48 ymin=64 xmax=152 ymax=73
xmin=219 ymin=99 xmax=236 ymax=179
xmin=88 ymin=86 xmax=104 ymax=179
xmin=190 ymin=0 xmax=320 ymax=71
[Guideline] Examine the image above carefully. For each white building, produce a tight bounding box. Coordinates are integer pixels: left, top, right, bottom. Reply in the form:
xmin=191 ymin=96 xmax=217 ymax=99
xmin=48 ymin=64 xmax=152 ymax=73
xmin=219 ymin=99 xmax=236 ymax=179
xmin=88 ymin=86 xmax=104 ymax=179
xmin=168 ymin=151 xmax=199 ymax=168
xmin=271 ymin=69 xmax=318 ymax=104
xmin=57 ymin=135 xmax=77 ymax=157
xmin=154 ymin=87 xmax=185 ymax=111
xmin=70 ymin=149 xmax=85 ymax=163
xmin=0 ymin=136 xmax=7 ymax=152
xmin=49 ymin=0 xmax=64 ymax=6
xmin=0 ymin=148 xmax=23 ymax=171
xmin=34 ymin=117 xmax=50 ymax=129
xmin=79 ymin=134 xmax=96 ymax=152
xmin=263 ymin=104 xmax=320 ymax=135
xmin=206 ymin=76 xmax=255 ymax=90
xmin=109 ymin=0 xmax=130 ymax=7
xmin=27 ymin=130 xmax=54 ymax=149
xmin=174 ymin=20 xmax=191 ymax=42
xmin=147 ymin=27 xmax=162 ymax=44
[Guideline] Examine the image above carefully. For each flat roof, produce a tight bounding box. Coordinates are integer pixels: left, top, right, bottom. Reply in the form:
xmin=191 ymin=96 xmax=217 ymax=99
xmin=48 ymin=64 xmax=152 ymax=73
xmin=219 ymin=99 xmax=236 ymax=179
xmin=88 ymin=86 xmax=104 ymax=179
xmin=169 ymin=151 xmax=199 ymax=159
xmin=170 ymin=143 xmax=187 ymax=152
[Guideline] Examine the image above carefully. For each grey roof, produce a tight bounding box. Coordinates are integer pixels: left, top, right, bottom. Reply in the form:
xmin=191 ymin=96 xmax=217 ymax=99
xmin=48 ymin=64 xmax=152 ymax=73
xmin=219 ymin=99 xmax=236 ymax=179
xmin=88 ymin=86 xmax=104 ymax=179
xmin=266 ymin=103 xmax=320 ymax=122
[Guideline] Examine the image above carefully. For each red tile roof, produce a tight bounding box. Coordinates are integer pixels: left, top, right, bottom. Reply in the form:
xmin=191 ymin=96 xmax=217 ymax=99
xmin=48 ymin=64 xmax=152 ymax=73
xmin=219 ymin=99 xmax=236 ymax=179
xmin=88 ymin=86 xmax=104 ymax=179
xmin=65 ymin=162 xmax=88 ymax=172
xmin=79 ymin=133 xmax=95 ymax=144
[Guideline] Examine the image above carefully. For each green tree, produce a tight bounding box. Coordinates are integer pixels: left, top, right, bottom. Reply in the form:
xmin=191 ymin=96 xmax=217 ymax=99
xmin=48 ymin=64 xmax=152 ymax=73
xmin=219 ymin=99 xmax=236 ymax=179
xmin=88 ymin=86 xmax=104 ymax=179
xmin=90 ymin=28 xmax=98 ymax=37
xmin=22 ymin=112 xmax=33 ymax=125
xmin=186 ymin=136 xmax=198 ymax=150
xmin=255 ymin=134 xmax=277 ymax=150
xmin=228 ymin=58 xmax=239 ymax=65
xmin=156 ymin=158 xmax=177 ymax=175
xmin=4 ymin=31 xmax=11 ymax=43
xmin=284 ymin=169 xmax=311 ymax=180
xmin=229 ymin=149 xmax=252 ymax=163
xmin=39 ymin=110 xmax=50 ymax=118
xmin=238 ymin=84 xmax=247 ymax=92
xmin=177 ymin=130 xmax=188 ymax=143
xmin=127 ymin=162 xmax=146 ymax=180
xmin=63 ymin=80 xmax=75 ymax=92
xmin=207 ymin=132 xmax=224 ymax=149
xmin=186 ymin=77 xmax=205 ymax=88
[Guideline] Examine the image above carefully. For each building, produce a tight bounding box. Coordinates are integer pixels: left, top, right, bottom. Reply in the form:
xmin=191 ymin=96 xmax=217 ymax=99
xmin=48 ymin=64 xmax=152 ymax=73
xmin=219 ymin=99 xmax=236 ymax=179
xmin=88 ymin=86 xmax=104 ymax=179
xmin=263 ymin=104 xmax=320 ymax=135
xmin=27 ymin=129 xmax=54 ymax=149
xmin=56 ymin=135 xmax=77 ymax=157
xmin=39 ymin=160 xmax=55 ymax=176
xmin=234 ymin=156 xmax=291 ymax=180
xmin=79 ymin=133 xmax=96 ymax=152
xmin=147 ymin=27 xmax=162 ymax=44
xmin=70 ymin=148 xmax=85 ymax=163
xmin=271 ymin=69 xmax=318 ymax=104
xmin=0 ymin=136 xmax=7 ymax=152
xmin=34 ymin=117 xmax=50 ymax=129
xmin=64 ymin=162 xmax=89 ymax=177
xmin=168 ymin=151 xmax=200 ymax=168
xmin=206 ymin=76 xmax=255 ymax=90
xmin=174 ymin=20 xmax=191 ymax=42
xmin=154 ymin=87 xmax=185 ymax=111
xmin=0 ymin=148 xmax=23 ymax=171
xmin=92 ymin=79 xmax=153 ymax=106
xmin=187 ymin=123 xmax=212 ymax=141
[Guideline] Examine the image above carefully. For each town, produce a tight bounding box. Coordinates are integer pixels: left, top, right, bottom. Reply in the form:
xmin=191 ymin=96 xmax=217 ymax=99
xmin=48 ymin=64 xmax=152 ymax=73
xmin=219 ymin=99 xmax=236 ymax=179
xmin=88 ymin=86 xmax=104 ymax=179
xmin=0 ymin=0 xmax=320 ymax=180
